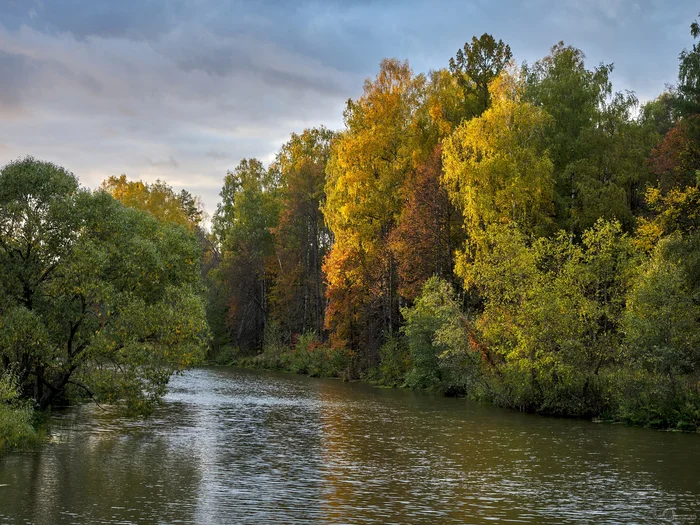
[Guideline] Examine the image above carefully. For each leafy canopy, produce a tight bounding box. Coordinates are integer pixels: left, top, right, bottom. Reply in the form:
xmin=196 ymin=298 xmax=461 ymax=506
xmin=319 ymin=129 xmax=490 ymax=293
xmin=0 ymin=158 xmax=209 ymax=414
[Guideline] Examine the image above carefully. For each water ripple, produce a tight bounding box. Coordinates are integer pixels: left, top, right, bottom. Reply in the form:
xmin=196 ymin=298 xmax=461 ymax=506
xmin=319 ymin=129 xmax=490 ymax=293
xmin=1 ymin=367 xmax=699 ymax=524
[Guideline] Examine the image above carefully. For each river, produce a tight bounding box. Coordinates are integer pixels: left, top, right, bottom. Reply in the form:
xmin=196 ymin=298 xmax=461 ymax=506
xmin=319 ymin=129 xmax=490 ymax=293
xmin=0 ymin=367 xmax=698 ymax=524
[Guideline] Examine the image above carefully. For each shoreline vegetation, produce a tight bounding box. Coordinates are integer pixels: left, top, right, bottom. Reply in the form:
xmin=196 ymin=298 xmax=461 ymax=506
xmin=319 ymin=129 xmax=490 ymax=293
xmin=215 ymin=319 xmax=700 ymax=432
xmin=220 ymin=356 xmax=697 ymax=431
xmin=3 ymin=16 xmax=700 ymax=450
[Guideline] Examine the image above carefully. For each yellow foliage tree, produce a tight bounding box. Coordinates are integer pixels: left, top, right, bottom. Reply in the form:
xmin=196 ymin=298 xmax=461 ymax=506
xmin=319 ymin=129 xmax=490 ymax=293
xmin=442 ymin=70 xmax=555 ymax=280
xmin=323 ymin=59 xmax=425 ymax=352
xmin=102 ymin=175 xmax=202 ymax=230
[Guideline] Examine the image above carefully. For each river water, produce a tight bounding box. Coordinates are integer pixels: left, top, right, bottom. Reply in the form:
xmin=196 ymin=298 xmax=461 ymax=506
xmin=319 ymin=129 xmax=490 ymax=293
xmin=1 ymin=367 xmax=698 ymax=524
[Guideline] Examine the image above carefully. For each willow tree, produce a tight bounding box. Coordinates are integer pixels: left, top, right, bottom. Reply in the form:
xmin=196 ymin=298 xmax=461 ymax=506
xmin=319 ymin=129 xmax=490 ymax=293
xmin=0 ymin=158 xmax=209 ymax=413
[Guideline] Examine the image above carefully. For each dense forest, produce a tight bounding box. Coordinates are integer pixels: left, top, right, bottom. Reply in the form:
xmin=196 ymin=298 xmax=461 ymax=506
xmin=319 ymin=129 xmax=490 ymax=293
xmin=2 ymin=16 xmax=700 ymax=451
xmin=210 ymin=21 xmax=700 ymax=429
xmin=205 ymin=21 xmax=700 ymax=431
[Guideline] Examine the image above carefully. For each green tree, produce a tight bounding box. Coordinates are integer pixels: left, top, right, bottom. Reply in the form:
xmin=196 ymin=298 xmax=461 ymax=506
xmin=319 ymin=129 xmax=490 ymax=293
xmin=449 ymin=33 xmax=513 ymax=115
xmin=640 ymin=92 xmax=676 ymax=138
xmin=626 ymin=234 xmax=700 ymax=377
xmin=468 ymin=220 xmax=635 ymax=414
xmin=212 ymin=158 xmax=280 ymax=353
xmin=401 ymin=276 xmax=479 ymax=392
xmin=0 ymin=158 xmax=209 ymax=413
xmin=524 ymin=43 xmax=655 ymax=232
xmin=677 ymin=12 xmax=700 ymax=116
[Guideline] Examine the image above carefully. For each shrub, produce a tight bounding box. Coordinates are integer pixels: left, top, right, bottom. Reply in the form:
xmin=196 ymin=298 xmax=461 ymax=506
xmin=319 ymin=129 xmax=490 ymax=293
xmin=288 ymin=332 xmax=349 ymax=378
xmin=0 ymin=371 xmax=38 ymax=453
xmin=376 ymin=334 xmax=411 ymax=387
xmin=612 ymin=368 xmax=700 ymax=430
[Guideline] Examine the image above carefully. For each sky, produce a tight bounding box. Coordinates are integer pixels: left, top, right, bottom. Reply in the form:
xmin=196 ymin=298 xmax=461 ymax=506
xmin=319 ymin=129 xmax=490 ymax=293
xmin=0 ymin=0 xmax=698 ymax=215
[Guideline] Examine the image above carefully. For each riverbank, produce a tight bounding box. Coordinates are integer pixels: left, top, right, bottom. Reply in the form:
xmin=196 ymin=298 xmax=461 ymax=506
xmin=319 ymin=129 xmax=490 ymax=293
xmin=213 ymin=340 xmax=700 ymax=434
xmin=0 ymin=373 xmax=44 ymax=453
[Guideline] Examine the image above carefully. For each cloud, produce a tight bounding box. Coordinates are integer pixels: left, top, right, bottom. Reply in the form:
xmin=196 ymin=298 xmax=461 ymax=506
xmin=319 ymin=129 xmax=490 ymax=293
xmin=1 ymin=0 xmax=177 ymax=41
xmin=147 ymin=156 xmax=179 ymax=169
xmin=0 ymin=19 xmax=352 ymax=212
xmin=0 ymin=0 xmax=698 ymax=214
xmin=0 ymin=50 xmax=32 ymax=108
xmin=205 ymin=149 xmax=233 ymax=160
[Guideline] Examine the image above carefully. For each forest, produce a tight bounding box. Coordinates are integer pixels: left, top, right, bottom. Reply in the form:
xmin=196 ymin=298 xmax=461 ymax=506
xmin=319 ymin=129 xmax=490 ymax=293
xmin=2 ymin=16 xmax=700 ymax=451
xmin=206 ymin=22 xmax=700 ymax=431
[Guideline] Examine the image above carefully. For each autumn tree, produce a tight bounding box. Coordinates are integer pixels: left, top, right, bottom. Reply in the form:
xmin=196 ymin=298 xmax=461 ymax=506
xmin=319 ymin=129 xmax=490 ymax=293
xmin=647 ymin=13 xmax=700 ymax=193
xmin=615 ymin=14 xmax=700 ymax=428
xmin=420 ymin=69 xmax=471 ymax=141
xmin=389 ymin=145 xmax=461 ymax=301
xmin=443 ymin=69 xmax=555 ymax=272
xmin=102 ymin=175 xmax=203 ymax=230
xmin=323 ymin=58 xmax=425 ymax=358
xmin=270 ymin=127 xmax=334 ymax=339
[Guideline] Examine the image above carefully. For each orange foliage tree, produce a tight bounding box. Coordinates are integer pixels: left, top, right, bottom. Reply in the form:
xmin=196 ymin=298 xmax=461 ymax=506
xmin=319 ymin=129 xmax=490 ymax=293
xmin=323 ymin=59 xmax=425 ymax=357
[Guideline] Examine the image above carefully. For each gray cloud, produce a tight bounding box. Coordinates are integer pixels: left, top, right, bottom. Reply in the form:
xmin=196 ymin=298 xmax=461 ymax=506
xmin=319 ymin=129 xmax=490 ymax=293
xmin=147 ymin=156 xmax=179 ymax=169
xmin=0 ymin=0 xmax=698 ymax=214
xmin=1 ymin=0 xmax=178 ymax=41
xmin=0 ymin=50 xmax=36 ymax=109
xmin=205 ymin=149 xmax=233 ymax=160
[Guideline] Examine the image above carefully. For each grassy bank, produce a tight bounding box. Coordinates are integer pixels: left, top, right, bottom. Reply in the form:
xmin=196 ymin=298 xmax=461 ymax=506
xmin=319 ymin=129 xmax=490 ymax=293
xmin=0 ymin=372 xmax=42 ymax=453
xmin=212 ymin=331 xmax=352 ymax=380
xmin=210 ymin=328 xmax=700 ymax=433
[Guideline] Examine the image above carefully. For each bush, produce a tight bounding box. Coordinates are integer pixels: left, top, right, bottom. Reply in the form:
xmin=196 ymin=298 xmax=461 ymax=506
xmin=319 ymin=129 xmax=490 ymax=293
xmin=0 ymin=371 xmax=39 ymax=453
xmin=612 ymin=368 xmax=700 ymax=430
xmin=375 ymin=334 xmax=411 ymax=387
xmin=210 ymin=345 xmax=238 ymax=365
xmin=401 ymin=277 xmax=479 ymax=395
xmin=401 ymin=277 xmax=455 ymax=390
xmin=287 ymin=332 xmax=350 ymax=378
xmin=263 ymin=321 xmax=286 ymax=356
xmin=234 ymin=330 xmax=350 ymax=379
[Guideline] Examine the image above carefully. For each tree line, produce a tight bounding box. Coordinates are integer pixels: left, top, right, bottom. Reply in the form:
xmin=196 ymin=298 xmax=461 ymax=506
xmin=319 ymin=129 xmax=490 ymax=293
xmin=207 ymin=22 xmax=700 ymax=430
xmin=2 ymin=16 xmax=700 ymax=446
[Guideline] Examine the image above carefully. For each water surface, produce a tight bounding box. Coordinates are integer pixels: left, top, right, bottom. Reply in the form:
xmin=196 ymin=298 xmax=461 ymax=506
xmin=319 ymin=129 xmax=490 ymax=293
xmin=1 ymin=367 xmax=698 ymax=524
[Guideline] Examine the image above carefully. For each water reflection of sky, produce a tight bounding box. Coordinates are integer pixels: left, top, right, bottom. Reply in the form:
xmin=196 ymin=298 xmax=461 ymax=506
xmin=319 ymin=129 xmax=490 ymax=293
xmin=1 ymin=367 xmax=699 ymax=524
